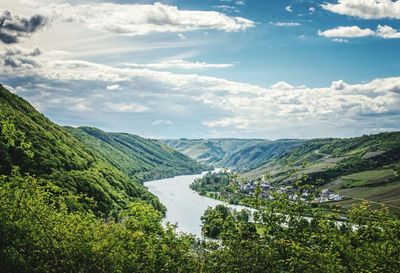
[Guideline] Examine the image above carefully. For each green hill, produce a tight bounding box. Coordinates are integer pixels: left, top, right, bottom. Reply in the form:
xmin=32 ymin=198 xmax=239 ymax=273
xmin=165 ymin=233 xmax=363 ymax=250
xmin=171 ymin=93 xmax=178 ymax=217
xmin=0 ymin=84 xmax=205 ymax=216
xmin=163 ymin=138 xmax=301 ymax=171
xmin=65 ymin=126 xmax=209 ymax=182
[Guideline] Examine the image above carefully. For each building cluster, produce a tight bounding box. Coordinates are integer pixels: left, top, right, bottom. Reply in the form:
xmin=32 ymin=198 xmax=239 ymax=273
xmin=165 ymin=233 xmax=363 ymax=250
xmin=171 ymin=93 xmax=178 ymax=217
xmin=238 ymin=180 xmax=342 ymax=203
xmin=314 ymin=188 xmax=343 ymax=203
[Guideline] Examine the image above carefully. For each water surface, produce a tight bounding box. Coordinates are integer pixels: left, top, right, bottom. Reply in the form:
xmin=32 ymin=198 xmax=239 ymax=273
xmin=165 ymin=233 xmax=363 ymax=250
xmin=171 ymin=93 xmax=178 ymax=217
xmin=146 ymin=171 xmax=247 ymax=237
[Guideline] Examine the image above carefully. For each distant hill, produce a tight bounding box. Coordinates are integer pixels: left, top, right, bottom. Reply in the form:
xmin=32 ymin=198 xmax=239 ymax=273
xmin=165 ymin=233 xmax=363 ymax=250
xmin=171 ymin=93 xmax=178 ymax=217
xmin=162 ymin=138 xmax=302 ymax=171
xmin=65 ymin=126 xmax=209 ymax=182
xmin=0 ymin=84 xmax=206 ymax=216
xmin=164 ymin=133 xmax=400 ymax=213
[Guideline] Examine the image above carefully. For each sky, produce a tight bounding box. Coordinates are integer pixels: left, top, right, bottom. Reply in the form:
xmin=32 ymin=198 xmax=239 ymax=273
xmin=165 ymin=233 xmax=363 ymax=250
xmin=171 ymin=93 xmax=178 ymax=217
xmin=0 ymin=0 xmax=399 ymax=139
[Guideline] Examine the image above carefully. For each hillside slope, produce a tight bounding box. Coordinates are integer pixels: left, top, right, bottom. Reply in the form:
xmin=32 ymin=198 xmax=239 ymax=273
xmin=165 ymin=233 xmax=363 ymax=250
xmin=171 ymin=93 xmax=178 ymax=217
xmin=0 ymin=85 xmax=202 ymax=215
xmin=65 ymin=126 xmax=209 ymax=181
xmin=163 ymin=138 xmax=301 ymax=171
xmin=243 ymin=133 xmax=400 ymax=212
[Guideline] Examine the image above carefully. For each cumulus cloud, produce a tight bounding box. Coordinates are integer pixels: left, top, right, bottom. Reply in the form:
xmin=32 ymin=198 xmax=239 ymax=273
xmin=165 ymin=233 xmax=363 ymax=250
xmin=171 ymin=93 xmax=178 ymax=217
xmin=322 ymin=0 xmax=400 ymax=19
xmin=33 ymin=2 xmax=254 ymax=35
xmin=270 ymin=22 xmax=301 ymax=27
xmin=376 ymin=24 xmax=400 ymax=39
xmin=270 ymin=82 xmax=294 ymax=90
xmin=318 ymin=26 xmax=375 ymax=38
xmin=330 ymin=80 xmax=348 ymax=90
xmin=319 ymin=25 xmax=400 ymax=39
xmin=0 ymin=10 xmax=48 ymax=44
xmin=285 ymin=6 xmax=293 ymax=13
xmin=122 ymin=60 xmax=234 ymax=70
xmin=1 ymin=46 xmax=42 ymax=69
xmin=2 ymin=46 xmax=399 ymax=137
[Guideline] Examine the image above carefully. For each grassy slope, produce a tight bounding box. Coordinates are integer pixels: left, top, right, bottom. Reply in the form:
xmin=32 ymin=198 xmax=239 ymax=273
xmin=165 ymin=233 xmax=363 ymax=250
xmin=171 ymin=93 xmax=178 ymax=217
xmin=65 ymin=126 xmax=209 ymax=182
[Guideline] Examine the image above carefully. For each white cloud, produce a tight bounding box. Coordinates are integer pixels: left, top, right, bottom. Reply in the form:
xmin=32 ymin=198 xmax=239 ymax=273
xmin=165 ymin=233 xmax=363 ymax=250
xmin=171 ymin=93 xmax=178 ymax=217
xmin=106 ymin=84 xmax=121 ymax=91
xmin=376 ymin=24 xmax=400 ymax=39
xmin=122 ymin=60 xmax=234 ymax=70
xmin=2 ymin=46 xmax=400 ymax=137
xmin=309 ymin=7 xmax=316 ymax=14
xmin=330 ymin=80 xmax=348 ymax=90
xmin=322 ymin=0 xmax=400 ymax=19
xmin=178 ymin=33 xmax=186 ymax=40
xmin=32 ymin=1 xmax=255 ymax=35
xmin=319 ymin=25 xmax=400 ymax=39
xmin=318 ymin=26 xmax=375 ymax=38
xmin=270 ymin=22 xmax=301 ymax=27
xmin=285 ymin=5 xmax=293 ymax=13
xmin=236 ymin=1 xmax=246 ymax=6
xmin=270 ymin=81 xmax=294 ymax=90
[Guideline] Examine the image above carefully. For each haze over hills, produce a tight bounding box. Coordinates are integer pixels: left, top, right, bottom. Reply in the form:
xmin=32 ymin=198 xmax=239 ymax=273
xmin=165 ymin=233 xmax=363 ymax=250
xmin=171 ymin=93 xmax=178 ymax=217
xmin=0 ymin=84 xmax=207 ymax=215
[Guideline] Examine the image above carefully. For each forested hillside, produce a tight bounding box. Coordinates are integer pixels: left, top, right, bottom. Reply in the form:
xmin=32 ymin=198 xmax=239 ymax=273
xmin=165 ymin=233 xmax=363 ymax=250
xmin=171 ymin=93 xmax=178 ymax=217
xmin=66 ymin=126 xmax=208 ymax=182
xmin=0 ymin=85 xmax=203 ymax=216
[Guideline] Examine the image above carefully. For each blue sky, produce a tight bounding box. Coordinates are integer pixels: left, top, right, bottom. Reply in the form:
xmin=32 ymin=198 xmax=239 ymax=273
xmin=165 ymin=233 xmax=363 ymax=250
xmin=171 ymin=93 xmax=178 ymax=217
xmin=1 ymin=0 xmax=400 ymax=139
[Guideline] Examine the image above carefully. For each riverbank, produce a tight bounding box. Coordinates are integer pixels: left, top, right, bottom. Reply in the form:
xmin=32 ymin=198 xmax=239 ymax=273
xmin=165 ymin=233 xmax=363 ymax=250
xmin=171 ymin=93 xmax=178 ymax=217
xmin=145 ymin=171 xmax=249 ymax=237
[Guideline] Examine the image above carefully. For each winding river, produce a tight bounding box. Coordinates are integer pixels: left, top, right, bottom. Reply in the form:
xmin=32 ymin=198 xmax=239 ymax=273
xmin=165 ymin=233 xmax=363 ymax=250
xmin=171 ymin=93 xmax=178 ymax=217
xmin=146 ymin=171 xmax=248 ymax=237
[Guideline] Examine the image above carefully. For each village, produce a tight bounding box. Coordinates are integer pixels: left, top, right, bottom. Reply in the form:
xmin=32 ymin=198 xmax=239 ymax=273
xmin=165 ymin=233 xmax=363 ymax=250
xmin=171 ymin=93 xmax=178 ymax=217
xmin=239 ymin=180 xmax=343 ymax=203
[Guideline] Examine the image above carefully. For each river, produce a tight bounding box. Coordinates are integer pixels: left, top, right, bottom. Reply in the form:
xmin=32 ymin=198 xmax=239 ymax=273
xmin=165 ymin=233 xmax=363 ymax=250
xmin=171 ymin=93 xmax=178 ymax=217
xmin=145 ymin=171 xmax=248 ymax=237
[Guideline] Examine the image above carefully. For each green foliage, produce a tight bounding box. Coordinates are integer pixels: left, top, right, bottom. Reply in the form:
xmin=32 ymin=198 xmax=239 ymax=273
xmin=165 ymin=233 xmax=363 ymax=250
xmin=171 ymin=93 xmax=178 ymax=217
xmin=201 ymin=192 xmax=400 ymax=273
xmin=0 ymin=85 xmax=164 ymax=215
xmin=191 ymin=171 xmax=232 ymax=194
xmin=1 ymin=164 xmax=399 ymax=272
xmin=201 ymin=204 xmax=253 ymax=239
xmin=65 ymin=126 xmax=209 ymax=182
xmin=0 ymin=172 xmax=202 ymax=273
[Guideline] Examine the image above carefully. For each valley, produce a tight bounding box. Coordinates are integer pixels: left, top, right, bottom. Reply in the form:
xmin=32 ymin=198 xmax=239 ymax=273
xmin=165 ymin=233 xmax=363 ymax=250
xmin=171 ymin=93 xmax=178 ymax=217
xmin=1 ymin=84 xmax=400 ymax=272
